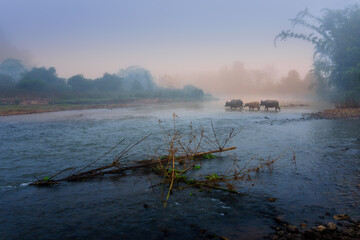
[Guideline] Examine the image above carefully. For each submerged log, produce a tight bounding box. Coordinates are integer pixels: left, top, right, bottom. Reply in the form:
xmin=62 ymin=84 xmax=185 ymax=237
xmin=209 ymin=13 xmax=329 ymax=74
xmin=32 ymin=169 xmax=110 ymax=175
xmin=32 ymin=146 xmax=237 ymax=185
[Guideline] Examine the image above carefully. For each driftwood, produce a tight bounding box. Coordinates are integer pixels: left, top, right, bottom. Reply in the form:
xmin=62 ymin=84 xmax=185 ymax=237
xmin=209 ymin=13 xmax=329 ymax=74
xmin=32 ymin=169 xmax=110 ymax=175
xmin=30 ymin=115 xmax=292 ymax=208
xmin=31 ymin=146 xmax=236 ymax=186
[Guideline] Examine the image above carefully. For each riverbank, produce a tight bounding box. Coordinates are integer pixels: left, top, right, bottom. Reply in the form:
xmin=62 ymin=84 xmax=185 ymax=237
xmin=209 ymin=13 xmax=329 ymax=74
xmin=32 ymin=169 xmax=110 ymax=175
xmin=306 ymin=108 xmax=360 ymax=119
xmin=266 ymin=214 xmax=360 ymax=240
xmin=0 ymin=103 xmax=129 ymax=116
xmin=0 ymin=97 xmax=216 ymax=116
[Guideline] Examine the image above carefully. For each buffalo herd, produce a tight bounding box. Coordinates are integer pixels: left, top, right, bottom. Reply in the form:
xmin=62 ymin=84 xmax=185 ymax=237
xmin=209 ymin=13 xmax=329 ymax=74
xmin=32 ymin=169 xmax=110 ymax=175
xmin=225 ymin=99 xmax=281 ymax=111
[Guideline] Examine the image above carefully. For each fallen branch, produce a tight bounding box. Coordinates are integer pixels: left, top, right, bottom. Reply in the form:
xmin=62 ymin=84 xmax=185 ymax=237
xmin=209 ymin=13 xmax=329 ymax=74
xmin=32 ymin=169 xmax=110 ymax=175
xmin=31 ymin=146 xmax=236 ymax=184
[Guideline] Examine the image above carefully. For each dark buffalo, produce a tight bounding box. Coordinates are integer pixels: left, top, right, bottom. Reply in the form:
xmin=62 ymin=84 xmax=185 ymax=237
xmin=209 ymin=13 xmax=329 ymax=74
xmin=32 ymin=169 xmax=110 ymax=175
xmin=225 ymin=99 xmax=243 ymax=109
xmin=260 ymin=100 xmax=281 ymax=111
xmin=244 ymin=101 xmax=260 ymax=111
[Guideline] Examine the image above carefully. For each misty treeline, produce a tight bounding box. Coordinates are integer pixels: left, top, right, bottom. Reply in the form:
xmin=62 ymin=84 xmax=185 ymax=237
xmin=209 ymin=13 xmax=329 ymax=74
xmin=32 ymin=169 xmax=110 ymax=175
xmin=276 ymin=4 xmax=360 ymax=106
xmin=0 ymin=59 xmax=208 ymax=103
xmin=177 ymin=61 xmax=317 ymax=98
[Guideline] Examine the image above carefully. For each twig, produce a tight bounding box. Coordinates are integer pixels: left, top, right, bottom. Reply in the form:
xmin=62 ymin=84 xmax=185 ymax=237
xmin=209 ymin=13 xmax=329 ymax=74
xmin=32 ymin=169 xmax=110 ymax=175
xmin=113 ymin=134 xmax=152 ymax=164
xmin=210 ymin=121 xmax=222 ymax=149
xmin=74 ymin=138 xmax=125 ymax=175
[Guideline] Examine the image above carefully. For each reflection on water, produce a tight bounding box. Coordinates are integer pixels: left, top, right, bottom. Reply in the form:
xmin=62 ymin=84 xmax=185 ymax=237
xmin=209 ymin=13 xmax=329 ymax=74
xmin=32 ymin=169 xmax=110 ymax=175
xmin=0 ymin=101 xmax=359 ymax=239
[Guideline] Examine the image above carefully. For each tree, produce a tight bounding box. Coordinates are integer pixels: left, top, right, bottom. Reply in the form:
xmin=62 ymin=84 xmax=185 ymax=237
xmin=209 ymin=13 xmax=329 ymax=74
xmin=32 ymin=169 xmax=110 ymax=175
xmin=0 ymin=58 xmax=26 ymax=82
xmin=68 ymin=74 xmax=94 ymax=92
xmin=21 ymin=67 xmax=68 ymax=93
xmin=181 ymin=85 xmax=204 ymax=99
xmin=94 ymin=73 xmax=122 ymax=92
xmin=275 ymin=4 xmax=360 ymax=102
xmin=118 ymin=66 xmax=157 ymax=91
xmin=16 ymin=78 xmax=48 ymax=92
xmin=0 ymin=73 xmax=16 ymax=96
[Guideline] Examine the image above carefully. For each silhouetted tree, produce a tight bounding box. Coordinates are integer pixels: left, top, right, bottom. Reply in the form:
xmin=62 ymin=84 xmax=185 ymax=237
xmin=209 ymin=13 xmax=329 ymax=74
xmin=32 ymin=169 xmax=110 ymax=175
xmin=20 ymin=67 xmax=67 ymax=93
xmin=0 ymin=58 xmax=26 ymax=82
xmin=68 ymin=74 xmax=94 ymax=92
xmin=0 ymin=73 xmax=16 ymax=96
xmin=94 ymin=73 xmax=122 ymax=92
xmin=275 ymin=4 xmax=360 ymax=102
xmin=17 ymin=78 xmax=48 ymax=92
xmin=118 ymin=66 xmax=157 ymax=91
xmin=182 ymin=85 xmax=204 ymax=99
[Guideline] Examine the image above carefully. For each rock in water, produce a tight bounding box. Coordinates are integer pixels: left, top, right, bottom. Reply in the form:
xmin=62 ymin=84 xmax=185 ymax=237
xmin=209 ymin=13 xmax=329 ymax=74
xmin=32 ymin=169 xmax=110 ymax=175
xmin=286 ymin=225 xmax=298 ymax=233
xmin=333 ymin=214 xmax=351 ymax=221
xmin=314 ymin=225 xmax=327 ymax=232
xmin=268 ymin=197 xmax=277 ymax=202
xmin=274 ymin=216 xmax=284 ymax=224
xmin=327 ymin=222 xmax=337 ymax=231
xmin=300 ymin=223 xmax=307 ymax=228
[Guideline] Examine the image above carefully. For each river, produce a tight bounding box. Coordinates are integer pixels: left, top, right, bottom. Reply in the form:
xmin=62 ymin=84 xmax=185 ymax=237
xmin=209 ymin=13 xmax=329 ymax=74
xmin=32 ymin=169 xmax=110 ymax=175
xmin=0 ymin=101 xmax=359 ymax=239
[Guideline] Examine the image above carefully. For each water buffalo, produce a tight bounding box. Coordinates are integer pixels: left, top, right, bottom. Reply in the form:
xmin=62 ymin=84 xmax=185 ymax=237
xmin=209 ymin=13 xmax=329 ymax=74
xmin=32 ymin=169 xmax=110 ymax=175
xmin=244 ymin=101 xmax=260 ymax=111
xmin=260 ymin=100 xmax=281 ymax=111
xmin=225 ymin=99 xmax=243 ymax=109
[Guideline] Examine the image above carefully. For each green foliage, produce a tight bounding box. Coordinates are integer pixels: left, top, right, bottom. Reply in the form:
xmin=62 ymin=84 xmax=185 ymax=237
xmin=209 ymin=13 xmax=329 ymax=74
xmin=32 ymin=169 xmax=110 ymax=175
xmin=175 ymin=173 xmax=187 ymax=181
xmin=94 ymin=73 xmax=122 ymax=92
xmin=16 ymin=78 xmax=48 ymax=92
xmin=193 ymin=165 xmax=202 ymax=170
xmin=20 ymin=67 xmax=68 ymax=93
xmin=118 ymin=66 xmax=157 ymax=91
xmin=0 ymin=60 xmax=210 ymax=102
xmin=206 ymin=173 xmax=219 ymax=181
xmin=67 ymin=74 xmax=94 ymax=92
xmin=203 ymin=153 xmax=216 ymax=159
xmin=186 ymin=179 xmax=196 ymax=184
xmin=166 ymin=168 xmax=180 ymax=174
xmin=0 ymin=73 xmax=16 ymax=95
xmin=0 ymin=58 xmax=26 ymax=81
xmin=275 ymin=5 xmax=360 ymax=102
xmin=43 ymin=176 xmax=50 ymax=181
xmin=165 ymin=168 xmax=187 ymax=181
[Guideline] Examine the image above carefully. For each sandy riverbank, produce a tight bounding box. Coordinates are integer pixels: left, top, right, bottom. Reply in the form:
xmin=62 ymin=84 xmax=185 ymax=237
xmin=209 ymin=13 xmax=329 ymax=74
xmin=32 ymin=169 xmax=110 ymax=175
xmin=0 ymin=103 xmax=129 ymax=116
xmin=306 ymin=108 xmax=360 ymax=119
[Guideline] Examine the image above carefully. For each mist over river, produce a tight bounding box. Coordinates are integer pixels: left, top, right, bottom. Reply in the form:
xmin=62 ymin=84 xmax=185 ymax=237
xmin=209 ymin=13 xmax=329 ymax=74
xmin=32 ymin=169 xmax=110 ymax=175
xmin=0 ymin=101 xmax=359 ymax=239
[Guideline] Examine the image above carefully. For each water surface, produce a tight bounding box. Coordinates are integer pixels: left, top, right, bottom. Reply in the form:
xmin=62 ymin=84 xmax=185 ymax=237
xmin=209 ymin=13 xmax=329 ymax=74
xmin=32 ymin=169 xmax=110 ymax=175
xmin=0 ymin=101 xmax=359 ymax=239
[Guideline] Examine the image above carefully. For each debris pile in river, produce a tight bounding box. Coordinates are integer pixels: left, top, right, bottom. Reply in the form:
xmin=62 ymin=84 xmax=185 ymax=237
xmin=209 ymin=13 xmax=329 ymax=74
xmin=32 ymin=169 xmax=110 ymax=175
xmin=31 ymin=113 xmax=294 ymax=207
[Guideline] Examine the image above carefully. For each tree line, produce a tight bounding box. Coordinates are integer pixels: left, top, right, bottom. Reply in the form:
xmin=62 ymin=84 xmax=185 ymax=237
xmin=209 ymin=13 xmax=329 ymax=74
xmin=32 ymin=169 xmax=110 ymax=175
xmin=0 ymin=60 xmax=207 ymax=103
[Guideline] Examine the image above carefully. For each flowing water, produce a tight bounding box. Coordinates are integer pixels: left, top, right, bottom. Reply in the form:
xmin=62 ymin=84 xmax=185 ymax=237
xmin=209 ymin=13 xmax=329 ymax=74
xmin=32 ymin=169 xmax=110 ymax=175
xmin=0 ymin=101 xmax=359 ymax=239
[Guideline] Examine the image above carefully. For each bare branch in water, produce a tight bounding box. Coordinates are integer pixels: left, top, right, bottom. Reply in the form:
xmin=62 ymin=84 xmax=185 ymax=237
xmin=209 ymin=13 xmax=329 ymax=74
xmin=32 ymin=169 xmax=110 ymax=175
xmin=74 ymin=138 xmax=126 ymax=175
xmin=113 ymin=134 xmax=152 ymax=164
xmin=30 ymin=113 xmax=294 ymax=209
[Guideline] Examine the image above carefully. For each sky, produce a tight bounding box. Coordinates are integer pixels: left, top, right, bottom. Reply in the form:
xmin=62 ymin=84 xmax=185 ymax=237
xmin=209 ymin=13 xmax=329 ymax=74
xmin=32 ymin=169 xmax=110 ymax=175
xmin=0 ymin=0 xmax=358 ymax=93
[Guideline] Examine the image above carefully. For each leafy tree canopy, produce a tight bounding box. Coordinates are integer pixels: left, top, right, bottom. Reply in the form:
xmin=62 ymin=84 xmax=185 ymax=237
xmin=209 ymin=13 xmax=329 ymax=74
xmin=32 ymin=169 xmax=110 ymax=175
xmin=0 ymin=73 xmax=16 ymax=89
xmin=17 ymin=78 xmax=48 ymax=92
xmin=118 ymin=66 xmax=157 ymax=91
xmin=275 ymin=4 xmax=360 ymax=101
xmin=68 ymin=74 xmax=94 ymax=92
xmin=94 ymin=73 xmax=122 ymax=92
xmin=20 ymin=67 xmax=67 ymax=92
xmin=0 ymin=58 xmax=26 ymax=81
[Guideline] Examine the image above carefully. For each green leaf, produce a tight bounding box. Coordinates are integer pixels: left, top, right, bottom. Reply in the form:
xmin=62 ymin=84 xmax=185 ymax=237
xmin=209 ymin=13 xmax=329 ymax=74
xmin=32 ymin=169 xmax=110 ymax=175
xmin=203 ymin=153 xmax=216 ymax=159
xmin=193 ymin=165 xmax=201 ymax=170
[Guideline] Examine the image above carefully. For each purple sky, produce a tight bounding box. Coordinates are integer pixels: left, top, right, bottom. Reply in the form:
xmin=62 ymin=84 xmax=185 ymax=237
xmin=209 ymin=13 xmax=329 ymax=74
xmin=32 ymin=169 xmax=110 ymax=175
xmin=0 ymin=0 xmax=358 ymax=83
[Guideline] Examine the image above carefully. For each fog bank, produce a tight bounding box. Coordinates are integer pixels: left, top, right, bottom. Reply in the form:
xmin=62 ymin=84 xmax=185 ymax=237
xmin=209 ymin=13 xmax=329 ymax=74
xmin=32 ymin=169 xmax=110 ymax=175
xmin=160 ymin=61 xmax=316 ymax=99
